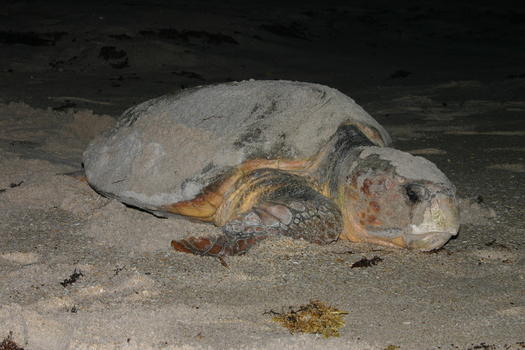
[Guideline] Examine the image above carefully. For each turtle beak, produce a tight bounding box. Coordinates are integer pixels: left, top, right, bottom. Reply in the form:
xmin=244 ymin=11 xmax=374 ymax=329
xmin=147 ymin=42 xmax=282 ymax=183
xmin=399 ymin=190 xmax=460 ymax=251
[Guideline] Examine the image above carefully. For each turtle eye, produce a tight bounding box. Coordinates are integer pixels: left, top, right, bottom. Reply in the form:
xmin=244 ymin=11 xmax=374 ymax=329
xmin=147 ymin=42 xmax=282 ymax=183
xmin=405 ymin=184 xmax=427 ymax=203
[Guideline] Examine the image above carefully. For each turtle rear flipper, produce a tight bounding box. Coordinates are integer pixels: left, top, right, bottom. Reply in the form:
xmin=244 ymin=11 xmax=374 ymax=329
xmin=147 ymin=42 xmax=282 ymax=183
xmin=171 ymin=195 xmax=343 ymax=257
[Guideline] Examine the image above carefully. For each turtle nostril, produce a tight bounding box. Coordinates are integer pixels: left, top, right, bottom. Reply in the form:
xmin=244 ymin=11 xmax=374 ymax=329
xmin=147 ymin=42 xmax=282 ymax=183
xmin=405 ymin=184 xmax=425 ymax=203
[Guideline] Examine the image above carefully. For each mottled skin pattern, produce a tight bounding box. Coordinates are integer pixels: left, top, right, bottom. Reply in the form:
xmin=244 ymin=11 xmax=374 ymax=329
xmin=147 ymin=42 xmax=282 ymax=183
xmin=172 ymin=169 xmax=343 ymax=256
xmin=170 ymin=124 xmax=459 ymax=256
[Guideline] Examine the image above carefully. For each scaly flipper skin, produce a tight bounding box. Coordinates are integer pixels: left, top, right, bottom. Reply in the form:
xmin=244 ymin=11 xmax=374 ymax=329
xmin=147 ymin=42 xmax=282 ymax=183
xmin=171 ymin=180 xmax=343 ymax=256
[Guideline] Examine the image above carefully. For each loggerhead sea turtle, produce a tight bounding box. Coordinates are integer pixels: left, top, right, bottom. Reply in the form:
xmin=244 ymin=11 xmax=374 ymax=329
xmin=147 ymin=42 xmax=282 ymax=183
xmin=83 ymin=80 xmax=459 ymax=256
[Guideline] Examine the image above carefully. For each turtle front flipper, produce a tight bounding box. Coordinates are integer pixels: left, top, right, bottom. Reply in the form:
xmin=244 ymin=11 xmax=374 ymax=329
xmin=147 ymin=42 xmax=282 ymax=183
xmin=172 ymin=195 xmax=343 ymax=257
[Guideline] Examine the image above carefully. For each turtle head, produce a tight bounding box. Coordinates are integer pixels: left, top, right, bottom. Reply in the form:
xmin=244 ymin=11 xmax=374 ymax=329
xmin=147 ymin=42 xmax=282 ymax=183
xmin=338 ymin=147 xmax=460 ymax=251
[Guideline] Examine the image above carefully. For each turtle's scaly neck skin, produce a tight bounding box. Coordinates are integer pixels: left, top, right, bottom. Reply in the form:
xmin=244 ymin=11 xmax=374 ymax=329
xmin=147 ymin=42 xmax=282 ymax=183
xmin=305 ymin=124 xmax=376 ymax=202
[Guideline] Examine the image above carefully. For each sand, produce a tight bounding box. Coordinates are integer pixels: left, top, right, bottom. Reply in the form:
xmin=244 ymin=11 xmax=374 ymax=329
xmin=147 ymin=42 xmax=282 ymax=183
xmin=0 ymin=1 xmax=524 ymax=349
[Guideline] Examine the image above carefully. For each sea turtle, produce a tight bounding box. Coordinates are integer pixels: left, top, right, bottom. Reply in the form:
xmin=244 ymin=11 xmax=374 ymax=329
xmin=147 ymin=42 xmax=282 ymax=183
xmin=83 ymin=80 xmax=459 ymax=256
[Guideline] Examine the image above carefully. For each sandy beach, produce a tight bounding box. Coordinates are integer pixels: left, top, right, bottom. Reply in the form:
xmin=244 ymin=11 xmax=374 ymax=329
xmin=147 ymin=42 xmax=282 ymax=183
xmin=0 ymin=1 xmax=524 ymax=349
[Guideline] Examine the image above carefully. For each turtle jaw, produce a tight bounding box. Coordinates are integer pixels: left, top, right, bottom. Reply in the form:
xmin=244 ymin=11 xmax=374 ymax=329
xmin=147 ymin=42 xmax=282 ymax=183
xmin=394 ymin=191 xmax=460 ymax=251
xmin=395 ymin=232 xmax=455 ymax=251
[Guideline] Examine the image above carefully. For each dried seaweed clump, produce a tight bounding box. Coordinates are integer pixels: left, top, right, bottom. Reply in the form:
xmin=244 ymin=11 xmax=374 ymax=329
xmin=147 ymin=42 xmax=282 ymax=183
xmin=0 ymin=332 xmax=25 ymax=350
xmin=271 ymin=300 xmax=348 ymax=337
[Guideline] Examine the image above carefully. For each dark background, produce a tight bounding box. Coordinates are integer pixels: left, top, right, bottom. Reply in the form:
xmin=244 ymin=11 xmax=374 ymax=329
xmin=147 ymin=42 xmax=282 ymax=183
xmin=1 ymin=0 xmax=524 ymax=115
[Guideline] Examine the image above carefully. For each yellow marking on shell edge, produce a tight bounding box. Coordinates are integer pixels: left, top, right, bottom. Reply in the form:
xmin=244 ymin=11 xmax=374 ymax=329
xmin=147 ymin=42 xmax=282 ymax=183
xmin=213 ymin=160 xmax=313 ymax=225
xmin=161 ymin=167 xmax=248 ymax=222
xmin=278 ymin=159 xmax=313 ymax=170
xmin=161 ymin=195 xmax=217 ymax=221
xmin=356 ymin=123 xmax=388 ymax=147
xmin=214 ymin=173 xmax=281 ymax=226
xmin=240 ymin=158 xmax=312 ymax=172
xmin=206 ymin=168 xmax=245 ymax=207
xmin=163 ymin=158 xmax=313 ymax=225
xmin=240 ymin=159 xmax=281 ymax=172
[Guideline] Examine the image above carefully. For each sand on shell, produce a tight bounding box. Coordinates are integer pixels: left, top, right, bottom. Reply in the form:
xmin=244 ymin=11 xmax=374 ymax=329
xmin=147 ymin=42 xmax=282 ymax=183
xmin=1 ymin=1 xmax=524 ymax=349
